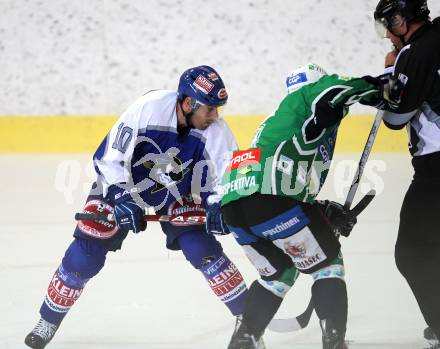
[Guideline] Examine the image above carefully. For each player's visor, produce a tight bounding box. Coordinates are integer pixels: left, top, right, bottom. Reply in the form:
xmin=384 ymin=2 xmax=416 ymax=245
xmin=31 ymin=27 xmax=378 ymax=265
xmin=375 ymin=18 xmax=389 ymax=38
xmin=375 ymin=14 xmax=405 ymax=38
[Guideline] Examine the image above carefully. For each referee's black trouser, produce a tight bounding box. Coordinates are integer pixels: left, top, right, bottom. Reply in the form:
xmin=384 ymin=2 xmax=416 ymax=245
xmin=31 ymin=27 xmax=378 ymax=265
xmin=395 ymin=173 xmax=440 ymax=337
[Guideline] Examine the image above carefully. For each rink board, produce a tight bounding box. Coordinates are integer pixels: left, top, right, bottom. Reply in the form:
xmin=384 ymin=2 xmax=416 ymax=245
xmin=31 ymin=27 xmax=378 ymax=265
xmin=0 ymin=114 xmax=408 ymax=153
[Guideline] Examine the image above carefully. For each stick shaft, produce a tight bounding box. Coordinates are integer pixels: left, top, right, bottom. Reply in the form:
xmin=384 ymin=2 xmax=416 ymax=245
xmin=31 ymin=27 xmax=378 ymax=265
xmin=74 ymin=212 xmax=169 ymax=222
xmin=344 ymin=110 xmax=384 ymax=209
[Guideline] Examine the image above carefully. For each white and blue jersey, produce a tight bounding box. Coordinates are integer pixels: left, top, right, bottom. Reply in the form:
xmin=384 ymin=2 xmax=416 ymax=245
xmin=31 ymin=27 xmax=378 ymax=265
xmin=93 ymin=90 xmax=237 ymax=212
xmin=74 ymin=90 xmax=237 ymax=251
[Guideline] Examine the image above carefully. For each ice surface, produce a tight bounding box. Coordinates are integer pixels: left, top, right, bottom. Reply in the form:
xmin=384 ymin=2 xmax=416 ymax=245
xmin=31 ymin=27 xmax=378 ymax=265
xmin=0 ymin=153 xmax=429 ymax=348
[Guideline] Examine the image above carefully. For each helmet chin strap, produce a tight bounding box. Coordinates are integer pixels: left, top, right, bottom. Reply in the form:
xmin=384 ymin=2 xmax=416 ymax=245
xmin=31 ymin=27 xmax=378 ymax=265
xmin=179 ymin=98 xmax=201 ymax=130
xmin=390 ymin=19 xmax=410 ymax=47
xmin=184 ymin=110 xmax=194 ymax=128
xmin=397 ymin=29 xmax=409 ymax=47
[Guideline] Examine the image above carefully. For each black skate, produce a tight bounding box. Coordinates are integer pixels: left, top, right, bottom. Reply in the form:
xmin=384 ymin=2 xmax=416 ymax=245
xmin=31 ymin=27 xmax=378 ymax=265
xmin=228 ymin=316 xmax=265 ymax=349
xmin=320 ymin=319 xmax=348 ymax=349
xmin=424 ymin=327 xmax=440 ymax=349
xmin=24 ymin=318 xmax=58 ymax=349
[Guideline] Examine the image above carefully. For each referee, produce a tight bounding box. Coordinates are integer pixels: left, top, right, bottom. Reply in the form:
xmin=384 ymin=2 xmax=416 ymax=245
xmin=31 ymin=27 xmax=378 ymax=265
xmin=374 ymin=0 xmax=440 ymax=346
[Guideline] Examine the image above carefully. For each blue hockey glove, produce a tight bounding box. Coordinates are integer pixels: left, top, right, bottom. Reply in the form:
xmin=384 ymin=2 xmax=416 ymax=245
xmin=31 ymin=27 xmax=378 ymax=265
xmin=107 ymin=184 xmax=146 ymax=234
xmin=205 ymin=202 xmax=230 ymax=235
xmin=316 ymin=200 xmax=357 ymax=237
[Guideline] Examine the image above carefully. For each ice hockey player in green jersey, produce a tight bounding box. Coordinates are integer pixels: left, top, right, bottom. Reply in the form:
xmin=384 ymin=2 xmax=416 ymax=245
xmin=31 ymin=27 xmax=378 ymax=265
xmin=220 ymin=63 xmax=382 ymax=349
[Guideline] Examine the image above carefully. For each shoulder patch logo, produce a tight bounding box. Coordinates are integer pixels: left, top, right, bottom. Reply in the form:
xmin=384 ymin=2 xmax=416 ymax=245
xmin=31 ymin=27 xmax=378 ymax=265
xmin=398 ymin=73 xmax=409 ymax=85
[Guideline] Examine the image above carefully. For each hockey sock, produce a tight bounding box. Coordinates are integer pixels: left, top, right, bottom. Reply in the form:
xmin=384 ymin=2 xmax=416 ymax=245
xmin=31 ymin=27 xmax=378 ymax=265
xmin=312 ymin=278 xmax=347 ymax=333
xmin=242 ymin=280 xmax=283 ymax=338
xmin=39 ymin=264 xmax=86 ymax=326
xmin=179 ymin=230 xmax=248 ymax=316
xmin=40 ymin=239 xmax=107 ymax=326
xmin=200 ymin=253 xmax=248 ymax=316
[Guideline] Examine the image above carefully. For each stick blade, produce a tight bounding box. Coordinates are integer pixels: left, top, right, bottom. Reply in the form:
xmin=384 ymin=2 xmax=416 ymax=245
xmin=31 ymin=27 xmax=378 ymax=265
xmin=267 ymin=299 xmax=314 ymax=333
xmin=350 ymin=189 xmax=376 ymax=217
xmin=267 ymin=317 xmax=303 ymax=333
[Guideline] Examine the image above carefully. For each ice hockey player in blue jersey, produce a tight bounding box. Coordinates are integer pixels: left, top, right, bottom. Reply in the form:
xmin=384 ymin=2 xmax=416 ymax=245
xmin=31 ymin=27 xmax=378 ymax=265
xmin=24 ymin=66 xmax=253 ymax=349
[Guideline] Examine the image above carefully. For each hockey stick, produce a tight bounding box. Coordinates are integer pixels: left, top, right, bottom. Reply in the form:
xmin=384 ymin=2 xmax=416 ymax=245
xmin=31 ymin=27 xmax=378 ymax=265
xmin=268 ymin=111 xmax=384 ymax=333
xmin=344 ymin=110 xmax=384 ymax=209
xmin=74 ymin=212 xmax=206 ymax=225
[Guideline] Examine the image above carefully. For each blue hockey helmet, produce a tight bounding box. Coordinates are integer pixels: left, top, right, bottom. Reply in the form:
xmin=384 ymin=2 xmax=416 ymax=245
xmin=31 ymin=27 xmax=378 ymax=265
xmin=177 ymin=65 xmax=228 ymax=108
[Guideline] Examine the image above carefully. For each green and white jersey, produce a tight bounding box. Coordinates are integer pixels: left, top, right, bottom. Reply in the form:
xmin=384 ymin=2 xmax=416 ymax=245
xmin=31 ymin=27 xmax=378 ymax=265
xmin=221 ymin=74 xmax=379 ymax=206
